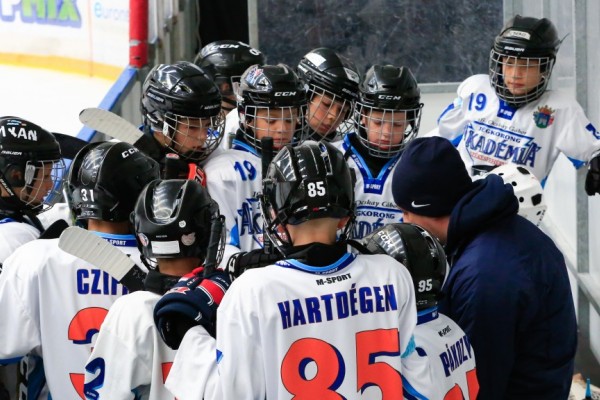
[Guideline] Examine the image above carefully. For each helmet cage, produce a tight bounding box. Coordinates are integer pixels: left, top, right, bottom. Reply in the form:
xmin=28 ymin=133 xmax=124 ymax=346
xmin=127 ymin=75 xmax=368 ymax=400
xmin=353 ymin=102 xmax=423 ymax=158
xmin=305 ymin=84 xmax=354 ymax=139
xmin=0 ymin=158 xmax=65 ymax=213
xmin=489 ymin=50 xmax=554 ymax=108
xmin=239 ymin=104 xmax=307 ymax=153
xmin=160 ymin=111 xmax=225 ymax=162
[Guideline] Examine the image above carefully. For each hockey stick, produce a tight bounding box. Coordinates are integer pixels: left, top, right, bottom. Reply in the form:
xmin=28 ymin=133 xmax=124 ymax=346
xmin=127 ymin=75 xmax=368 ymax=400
xmin=52 ymin=132 xmax=89 ymax=159
xmin=58 ymin=226 xmax=146 ymax=292
xmin=203 ymin=215 xmax=225 ymax=276
xmin=78 ymin=108 xmax=143 ymax=145
xmin=260 ymin=137 xmax=274 ymax=254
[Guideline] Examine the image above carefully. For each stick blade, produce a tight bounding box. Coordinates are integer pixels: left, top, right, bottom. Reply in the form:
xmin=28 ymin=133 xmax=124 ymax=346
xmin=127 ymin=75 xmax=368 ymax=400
xmin=79 ymin=108 xmax=142 ymax=144
xmin=58 ymin=227 xmax=146 ymax=291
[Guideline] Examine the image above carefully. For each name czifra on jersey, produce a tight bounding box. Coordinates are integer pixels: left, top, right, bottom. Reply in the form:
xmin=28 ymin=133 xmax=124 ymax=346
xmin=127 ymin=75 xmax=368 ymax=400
xmin=76 ymin=268 xmax=129 ymax=295
xmin=277 ymin=283 xmax=398 ymax=330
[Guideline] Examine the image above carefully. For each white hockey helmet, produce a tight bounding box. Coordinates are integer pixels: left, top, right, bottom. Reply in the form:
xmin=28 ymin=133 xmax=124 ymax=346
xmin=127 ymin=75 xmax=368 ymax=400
xmin=488 ymin=164 xmax=547 ymax=226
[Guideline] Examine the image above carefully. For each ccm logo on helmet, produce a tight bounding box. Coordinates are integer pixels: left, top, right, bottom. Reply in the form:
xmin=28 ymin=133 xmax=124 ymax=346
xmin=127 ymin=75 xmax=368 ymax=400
xmin=274 ymin=92 xmax=296 ymax=96
xmin=0 ymin=125 xmax=38 ymax=141
xmin=122 ymin=147 xmax=140 ymax=158
xmin=378 ymin=95 xmax=402 ymax=100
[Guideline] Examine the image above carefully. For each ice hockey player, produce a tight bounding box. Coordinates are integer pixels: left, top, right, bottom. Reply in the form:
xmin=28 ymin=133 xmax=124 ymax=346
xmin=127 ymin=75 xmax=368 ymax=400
xmin=156 ymin=140 xmax=423 ymax=399
xmin=430 ymin=15 xmax=600 ymax=193
xmin=84 ymin=179 xmax=230 ymax=399
xmin=296 ymin=47 xmax=360 ymax=142
xmin=333 ymin=64 xmax=423 ymax=239
xmin=0 ymin=141 xmax=159 ymax=399
xmin=362 ymin=222 xmax=479 ymax=399
xmin=135 ymin=61 xmax=225 ymax=178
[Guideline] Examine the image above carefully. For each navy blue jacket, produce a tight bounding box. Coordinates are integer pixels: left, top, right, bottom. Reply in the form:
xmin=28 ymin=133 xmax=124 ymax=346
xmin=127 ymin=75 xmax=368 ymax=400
xmin=439 ymin=174 xmax=577 ymax=400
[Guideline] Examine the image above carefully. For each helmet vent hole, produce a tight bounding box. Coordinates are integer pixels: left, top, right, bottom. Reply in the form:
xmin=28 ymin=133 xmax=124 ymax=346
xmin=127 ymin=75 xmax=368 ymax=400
xmin=531 ymin=193 xmax=543 ymax=206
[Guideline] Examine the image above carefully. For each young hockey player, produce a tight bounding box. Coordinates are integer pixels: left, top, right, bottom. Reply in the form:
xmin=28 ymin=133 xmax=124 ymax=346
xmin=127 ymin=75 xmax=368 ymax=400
xmin=296 ymin=47 xmax=360 ymax=142
xmin=333 ymin=64 xmax=423 ymax=239
xmin=391 ymin=136 xmax=577 ymax=398
xmin=194 ymin=40 xmax=266 ymax=150
xmin=0 ymin=141 xmax=159 ymax=399
xmin=83 ymin=179 xmax=229 ymax=399
xmin=0 ymin=116 xmax=65 ymax=264
xmin=203 ymin=63 xmax=307 ymax=255
xmin=156 ymin=140 xmax=422 ymax=400
xmin=0 ymin=116 xmax=65 ymax=399
xmin=362 ymin=223 xmax=479 ymax=399
xmin=430 ymin=15 xmax=600 ymax=193
xmin=134 ymin=61 xmax=225 ymax=177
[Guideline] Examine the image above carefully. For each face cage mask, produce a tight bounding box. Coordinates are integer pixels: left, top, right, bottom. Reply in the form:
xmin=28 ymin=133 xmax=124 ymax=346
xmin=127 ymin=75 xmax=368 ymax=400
xmin=306 ymin=85 xmax=354 ymax=141
xmin=19 ymin=159 xmax=66 ymax=212
xmin=241 ymin=104 xmax=307 ymax=154
xmin=162 ymin=112 xmax=225 ymax=162
xmin=489 ymin=49 xmax=554 ymax=108
xmin=353 ymin=103 xmax=423 ymax=158
xmin=259 ymin=181 xmax=355 ymax=257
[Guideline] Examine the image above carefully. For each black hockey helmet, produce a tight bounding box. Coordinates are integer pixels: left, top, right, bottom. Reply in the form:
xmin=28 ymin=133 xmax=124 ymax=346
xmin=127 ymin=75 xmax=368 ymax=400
xmin=362 ymin=223 xmax=447 ymax=310
xmin=354 ymin=65 xmax=423 ymax=158
xmin=297 ymin=48 xmax=360 ymax=139
xmin=194 ymin=40 xmax=265 ymax=95
xmin=141 ymin=61 xmax=224 ymax=161
xmin=297 ymin=47 xmax=360 ymax=104
xmin=68 ymin=141 xmax=160 ymax=222
xmin=489 ymin=15 xmax=561 ymax=107
xmin=0 ymin=116 xmax=65 ymax=214
xmin=132 ymin=179 xmax=224 ymax=265
xmin=261 ymin=140 xmax=355 ymax=254
xmin=237 ymin=64 xmax=308 ymax=153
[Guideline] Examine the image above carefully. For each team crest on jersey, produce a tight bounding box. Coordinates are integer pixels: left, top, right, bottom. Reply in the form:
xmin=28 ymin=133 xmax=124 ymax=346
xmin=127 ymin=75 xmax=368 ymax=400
xmin=533 ymin=105 xmax=555 ymax=129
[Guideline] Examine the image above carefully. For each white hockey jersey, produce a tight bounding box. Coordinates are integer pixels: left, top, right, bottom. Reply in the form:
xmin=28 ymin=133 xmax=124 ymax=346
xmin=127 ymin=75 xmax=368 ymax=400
xmin=0 ymin=233 xmax=139 ymax=399
xmin=403 ymin=307 xmax=479 ymax=400
xmin=0 ymin=220 xmax=39 ymax=264
xmin=204 ymin=139 xmax=264 ymax=253
xmin=164 ymin=326 xmax=217 ymax=400
xmin=214 ymin=253 xmax=418 ymax=399
xmin=333 ymin=134 xmax=404 ymax=239
xmin=83 ymin=290 xmax=177 ymax=400
xmin=432 ymin=74 xmax=600 ymax=183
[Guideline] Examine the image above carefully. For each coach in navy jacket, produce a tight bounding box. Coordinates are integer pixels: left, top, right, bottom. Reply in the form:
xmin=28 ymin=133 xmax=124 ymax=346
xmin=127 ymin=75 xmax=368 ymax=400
xmin=391 ymin=137 xmax=577 ymax=399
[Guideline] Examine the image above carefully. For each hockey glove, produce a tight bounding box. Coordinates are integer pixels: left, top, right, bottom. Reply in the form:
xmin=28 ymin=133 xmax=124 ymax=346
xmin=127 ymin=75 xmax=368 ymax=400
xmin=153 ymin=267 xmax=231 ymax=349
xmin=226 ymin=248 xmax=282 ymax=280
xmin=585 ymin=155 xmax=600 ymax=196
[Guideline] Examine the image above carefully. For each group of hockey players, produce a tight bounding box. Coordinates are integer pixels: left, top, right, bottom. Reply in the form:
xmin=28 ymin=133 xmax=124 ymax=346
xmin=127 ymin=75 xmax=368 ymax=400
xmin=1 ymin=14 xmax=600 ymax=400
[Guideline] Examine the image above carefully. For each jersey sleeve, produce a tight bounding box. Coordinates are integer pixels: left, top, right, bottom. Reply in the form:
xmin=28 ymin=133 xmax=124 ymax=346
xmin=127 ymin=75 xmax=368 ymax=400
xmin=83 ymin=298 xmax=153 ymax=399
xmin=214 ymin=279 xmax=266 ymax=400
xmin=0 ymin=249 xmax=43 ymax=360
xmin=165 ymin=325 xmax=218 ymax=400
xmin=554 ymin=101 xmax=600 ymax=167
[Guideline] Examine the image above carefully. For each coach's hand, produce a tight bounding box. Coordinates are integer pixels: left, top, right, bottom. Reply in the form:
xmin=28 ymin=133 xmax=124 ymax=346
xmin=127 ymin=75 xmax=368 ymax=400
xmin=585 ymin=155 xmax=600 ymax=196
xmin=153 ymin=267 xmax=231 ymax=349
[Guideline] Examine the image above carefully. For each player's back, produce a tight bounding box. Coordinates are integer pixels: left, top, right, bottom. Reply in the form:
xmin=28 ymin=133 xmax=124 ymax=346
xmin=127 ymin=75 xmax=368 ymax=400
xmin=216 ymin=253 xmax=417 ymax=399
xmin=84 ymin=289 xmax=177 ymax=400
xmin=0 ymin=234 xmax=139 ymax=399
xmin=410 ymin=310 xmax=479 ymax=399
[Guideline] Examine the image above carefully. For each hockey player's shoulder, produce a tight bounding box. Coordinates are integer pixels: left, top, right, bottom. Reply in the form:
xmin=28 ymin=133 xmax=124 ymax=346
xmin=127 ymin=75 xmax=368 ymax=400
xmin=457 ymin=74 xmax=490 ymax=97
xmin=204 ymin=149 xmax=259 ymax=179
